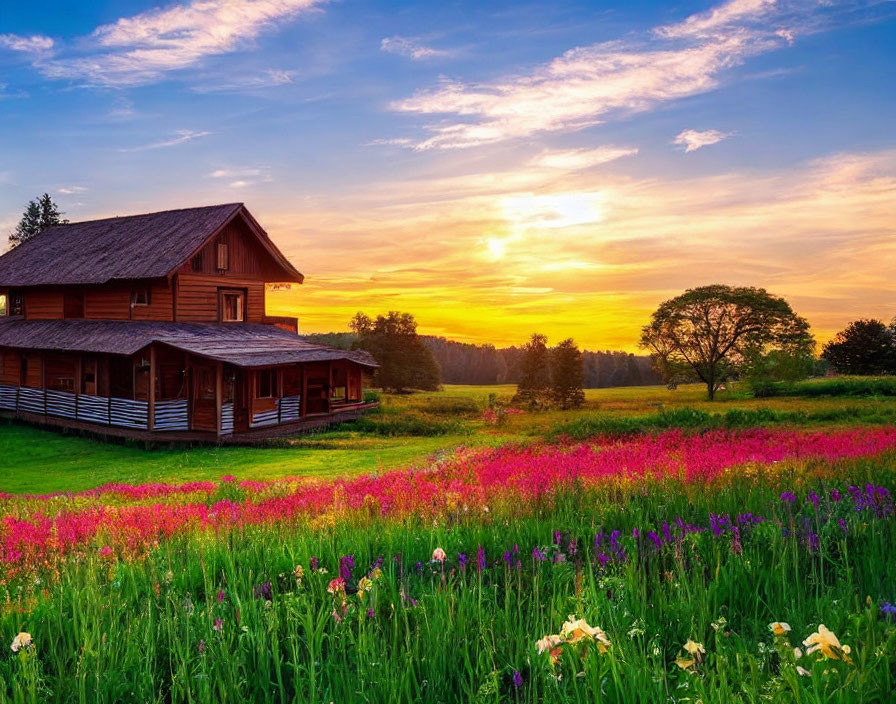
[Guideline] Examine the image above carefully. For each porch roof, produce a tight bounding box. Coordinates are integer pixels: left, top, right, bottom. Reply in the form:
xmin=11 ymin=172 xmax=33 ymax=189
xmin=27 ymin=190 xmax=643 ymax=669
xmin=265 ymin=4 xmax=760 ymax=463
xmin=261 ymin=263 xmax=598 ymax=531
xmin=0 ymin=318 xmax=377 ymax=368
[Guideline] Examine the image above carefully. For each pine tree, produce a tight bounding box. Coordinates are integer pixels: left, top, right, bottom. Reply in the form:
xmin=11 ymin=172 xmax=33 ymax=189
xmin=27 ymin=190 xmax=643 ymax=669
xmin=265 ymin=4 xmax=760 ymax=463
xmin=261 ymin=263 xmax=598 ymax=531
xmin=550 ymin=338 xmax=585 ymax=409
xmin=351 ymin=311 xmax=441 ymax=392
xmin=9 ymin=193 xmax=66 ymax=248
xmin=513 ymin=333 xmax=551 ymax=407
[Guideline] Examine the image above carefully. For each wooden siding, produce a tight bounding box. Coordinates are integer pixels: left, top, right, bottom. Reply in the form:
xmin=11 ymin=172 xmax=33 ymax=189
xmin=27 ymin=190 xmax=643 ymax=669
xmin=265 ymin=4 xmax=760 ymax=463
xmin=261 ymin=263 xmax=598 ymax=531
xmin=25 ymin=289 xmax=64 ymax=319
xmin=84 ymin=280 xmax=174 ymax=321
xmin=175 ymin=275 xmax=265 ymax=323
xmin=177 ymin=217 xmax=287 ymax=281
xmin=0 ymin=348 xmax=21 ymax=385
xmin=132 ymin=280 xmax=174 ymax=321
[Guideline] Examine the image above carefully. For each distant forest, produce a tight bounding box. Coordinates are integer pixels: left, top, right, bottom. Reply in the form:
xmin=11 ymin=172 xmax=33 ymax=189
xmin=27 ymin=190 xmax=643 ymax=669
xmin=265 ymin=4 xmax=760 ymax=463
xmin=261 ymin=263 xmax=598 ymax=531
xmin=302 ymin=333 xmax=662 ymax=388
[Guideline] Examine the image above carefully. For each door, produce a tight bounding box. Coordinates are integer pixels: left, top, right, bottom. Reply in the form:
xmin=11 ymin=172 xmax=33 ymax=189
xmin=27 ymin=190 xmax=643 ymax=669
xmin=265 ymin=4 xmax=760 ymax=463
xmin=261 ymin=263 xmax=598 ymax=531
xmin=191 ymin=363 xmax=217 ymax=432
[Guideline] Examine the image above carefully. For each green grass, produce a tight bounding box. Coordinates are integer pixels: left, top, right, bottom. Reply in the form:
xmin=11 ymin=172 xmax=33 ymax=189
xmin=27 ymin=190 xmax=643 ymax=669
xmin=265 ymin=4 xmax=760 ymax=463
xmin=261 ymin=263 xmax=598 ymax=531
xmin=3 ymin=380 xmax=896 ymax=495
xmin=2 ymin=457 xmax=895 ymax=703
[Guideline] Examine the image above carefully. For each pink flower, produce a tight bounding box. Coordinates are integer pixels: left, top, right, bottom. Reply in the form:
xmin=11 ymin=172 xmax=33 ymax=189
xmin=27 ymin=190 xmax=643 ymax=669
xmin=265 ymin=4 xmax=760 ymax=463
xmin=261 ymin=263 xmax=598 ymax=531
xmin=432 ymin=547 xmax=447 ymax=563
xmin=213 ymin=618 xmax=223 ymax=632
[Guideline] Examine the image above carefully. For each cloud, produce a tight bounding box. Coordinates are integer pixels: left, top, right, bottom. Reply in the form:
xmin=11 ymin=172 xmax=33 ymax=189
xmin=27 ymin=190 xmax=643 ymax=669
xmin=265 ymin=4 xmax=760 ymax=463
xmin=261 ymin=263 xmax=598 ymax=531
xmin=530 ymin=146 xmax=638 ymax=169
xmin=41 ymin=0 xmax=324 ymax=87
xmin=390 ymin=0 xmax=840 ymax=149
xmin=0 ymin=34 xmax=54 ymax=54
xmin=58 ymin=186 xmax=88 ymax=194
xmin=673 ymin=128 xmax=733 ymax=152
xmin=208 ymin=165 xmax=273 ymax=187
xmin=191 ymin=68 xmax=295 ymax=92
xmin=363 ymin=137 xmax=414 ymax=147
xmin=118 ymin=129 xmax=212 ymax=152
xmin=380 ymin=36 xmax=448 ymax=61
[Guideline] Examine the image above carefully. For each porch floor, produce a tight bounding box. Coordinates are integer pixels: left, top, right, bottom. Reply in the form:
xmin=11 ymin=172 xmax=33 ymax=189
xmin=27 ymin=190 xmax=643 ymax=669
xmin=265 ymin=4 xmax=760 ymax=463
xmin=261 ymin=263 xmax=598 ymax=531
xmin=1 ymin=402 xmax=378 ymax=445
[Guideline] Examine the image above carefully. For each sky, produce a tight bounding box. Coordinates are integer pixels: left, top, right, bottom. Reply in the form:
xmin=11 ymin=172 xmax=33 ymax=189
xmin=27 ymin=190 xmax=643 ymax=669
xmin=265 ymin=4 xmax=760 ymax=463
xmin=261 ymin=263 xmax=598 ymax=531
xmin=1 ymin=0 xmax=895 ymax=352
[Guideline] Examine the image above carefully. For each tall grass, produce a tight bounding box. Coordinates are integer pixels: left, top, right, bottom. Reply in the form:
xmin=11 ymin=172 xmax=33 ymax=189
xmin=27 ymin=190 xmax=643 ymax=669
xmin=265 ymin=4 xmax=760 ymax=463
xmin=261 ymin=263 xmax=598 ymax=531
xmin=1 ymin=453 xmax=895 ymax=703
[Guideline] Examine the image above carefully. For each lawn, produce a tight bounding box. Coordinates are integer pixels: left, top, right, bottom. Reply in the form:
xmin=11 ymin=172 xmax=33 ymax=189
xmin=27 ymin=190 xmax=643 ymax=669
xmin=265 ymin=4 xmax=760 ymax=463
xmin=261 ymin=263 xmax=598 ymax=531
xmin=3 ymin=381 xmax=896 ymax=494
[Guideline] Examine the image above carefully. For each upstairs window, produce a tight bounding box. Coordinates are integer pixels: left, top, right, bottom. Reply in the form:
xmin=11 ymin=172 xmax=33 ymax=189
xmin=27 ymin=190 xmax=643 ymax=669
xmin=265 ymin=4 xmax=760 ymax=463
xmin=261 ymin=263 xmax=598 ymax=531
xmin=216 ymin=243 xmax=229 ymax=271
xmin=219 ymin=289 xmax=245 ymax=323
xmin=9 ymin=291 xmax=24 ymax=317
xmin=190 ymin=253 xmax=203 ymax=272
xmin=131 ymin=285 xmax=151 ymax=307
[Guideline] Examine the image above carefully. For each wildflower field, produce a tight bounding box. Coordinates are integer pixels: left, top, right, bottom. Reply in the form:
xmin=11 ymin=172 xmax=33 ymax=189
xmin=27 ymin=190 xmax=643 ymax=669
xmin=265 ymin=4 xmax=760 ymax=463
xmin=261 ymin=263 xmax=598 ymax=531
xmin=2 ymin=419 xmax=896 ymax=702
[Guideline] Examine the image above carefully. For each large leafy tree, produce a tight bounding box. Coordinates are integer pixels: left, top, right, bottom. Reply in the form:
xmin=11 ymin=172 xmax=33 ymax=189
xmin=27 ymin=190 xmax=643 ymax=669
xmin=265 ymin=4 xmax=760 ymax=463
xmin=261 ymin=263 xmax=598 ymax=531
xmin=9 ymin=193 xmax=67 ymax=247
xmin=350 ymin=311 xmax=441 ymax=393
xmin=821 ymin=319 xmax=896 ymax=375
xmin=640 ymin=285 xmax=814 ymax=400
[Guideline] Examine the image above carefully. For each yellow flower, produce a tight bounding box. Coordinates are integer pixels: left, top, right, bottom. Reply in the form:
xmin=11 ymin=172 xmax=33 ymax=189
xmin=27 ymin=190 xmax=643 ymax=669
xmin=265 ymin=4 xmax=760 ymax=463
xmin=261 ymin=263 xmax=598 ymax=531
xmin=10 ymin=632 xmax=32 ymax=653
xmin=675 ymin=655 xmax=697 ymax=671
xmin=559 ymin=616 xmax=611 ymax=652
xmin=802 ymin=624 xmax=852 ymax=663
xmin=535 ymin=634 xmax=562 ymax=654
xmin=769 ymin=622 xmax=791 ymax=636
xmin=683 ymin=639 xmax=705 ymax=657
xmin=357 ymin=577 xmax=372 ymax=598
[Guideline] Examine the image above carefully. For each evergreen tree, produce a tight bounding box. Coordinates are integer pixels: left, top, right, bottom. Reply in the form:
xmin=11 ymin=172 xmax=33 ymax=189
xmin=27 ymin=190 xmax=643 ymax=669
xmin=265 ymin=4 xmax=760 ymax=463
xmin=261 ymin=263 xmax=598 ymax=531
xmin=513 ymin=333 xmax=551 ymax=406
xmin=550 ymin=338 xmax=585 ymax=409
xmin=822 ymin=319 xmax=896 ymax=375
xmin=350 ymin=311 xmax=441 ymax=393
xmin=9 ymin=193 xmax=66 ymax=248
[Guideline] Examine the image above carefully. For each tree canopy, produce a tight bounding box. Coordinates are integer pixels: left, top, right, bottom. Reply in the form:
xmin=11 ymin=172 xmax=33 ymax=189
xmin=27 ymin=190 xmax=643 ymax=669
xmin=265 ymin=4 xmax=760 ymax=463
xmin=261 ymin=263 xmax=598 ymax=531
xmin=550 ymin=338 xmax=585 ymax=409
xmin=640 ymin=285 xmax=814 ymax=400
xmin=513 ymin=334 xmax=585 ymax=408
xmin=9 ymin=193 xmax=67 ymax=248
xmin=822 ymin=319 xmax=896 ymax=375
xmin=350 ymin=311 xmax=441 ymax=393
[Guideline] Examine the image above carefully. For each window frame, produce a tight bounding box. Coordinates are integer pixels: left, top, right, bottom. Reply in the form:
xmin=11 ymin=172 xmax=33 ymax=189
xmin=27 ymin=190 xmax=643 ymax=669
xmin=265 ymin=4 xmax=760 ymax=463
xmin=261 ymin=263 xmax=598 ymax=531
xmin=131 ymin=285 xmax=151 ymax=307
xmin=216 ymin=242 xmax=229 ymax=271
xmin=218 ymin=288 xmax=246 ymax=323
xmin=257 ymin=369 xmax=276 ymax=399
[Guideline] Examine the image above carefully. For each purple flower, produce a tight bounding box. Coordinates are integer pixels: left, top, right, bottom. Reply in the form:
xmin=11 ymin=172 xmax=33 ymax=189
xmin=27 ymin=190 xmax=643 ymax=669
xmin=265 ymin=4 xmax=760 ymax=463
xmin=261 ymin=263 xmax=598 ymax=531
xmin=567 ymin=539 xmax=577 ymax=556
xmin=198 ymin=639 xmax=206 ymax=654
xmin=503 ymin=550 xmax=512 ymax=566
xmin=830 ymin=489 xmax=842 ymax=502
xmin=881 ymin=602 xmax=896 ymax=620
xmin=838 ymin=518 xmax=847 ymax=534
xmin=458 ymin=553 xmax=468 ymax=570
xmin=477 ymin=545 xmax=486 ymax=572
xmin=647 ymin=531 xmax=661 ymax=548
xmin=807 ymin=492 xmax=820 ymax=509
xmin=553 ymin=530 xmax=562 ymax=545
xmin=367 ymin=608 xmax=376 ymax=620
xmin=216 ymin=589 xmax=226 ymax=603
xmin=339 ymin=555 xmax=355 ymax=581
xmin=253 ymin=581 xmax=272 ymax=601
xmin=512 ymin=670 xmax=523 ymax=688
xmin=532 ymin=546 xmax=546 ymax=562
xmin=780 ymin=491 xmax=797 ymax=504
xmin=310 ymin=557 xmax=319 ymax=571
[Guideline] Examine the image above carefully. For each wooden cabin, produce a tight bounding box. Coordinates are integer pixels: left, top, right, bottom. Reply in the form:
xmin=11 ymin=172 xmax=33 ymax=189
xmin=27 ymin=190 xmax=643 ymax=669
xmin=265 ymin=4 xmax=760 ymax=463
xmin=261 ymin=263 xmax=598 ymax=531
xmin=0 ymin=203 xmax=377 ymax=441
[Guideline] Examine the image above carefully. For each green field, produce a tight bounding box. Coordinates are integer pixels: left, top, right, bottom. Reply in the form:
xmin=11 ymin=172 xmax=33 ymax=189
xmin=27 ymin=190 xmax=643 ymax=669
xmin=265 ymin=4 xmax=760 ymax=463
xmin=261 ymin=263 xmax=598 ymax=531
xmin=4 ymin=380 xmax=896 ymax=494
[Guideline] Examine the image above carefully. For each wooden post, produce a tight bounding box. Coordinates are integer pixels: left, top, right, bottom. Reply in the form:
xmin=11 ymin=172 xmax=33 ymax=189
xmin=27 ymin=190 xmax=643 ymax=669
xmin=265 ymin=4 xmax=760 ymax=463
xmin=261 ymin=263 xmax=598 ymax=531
xmin=327 ymin=360 xmax=333 ymax=414
xmin=215 ymin=361 xmax=223 ymax=436
xmin=300 ymin=364 xmax=307 ymax=417
xmin=147 ymin=345 xmax=156 ymax=431
xmin=74 ymin=356 xmax=82 ymax=419
xmin=40 ymin=352 xmax=46 ymax=415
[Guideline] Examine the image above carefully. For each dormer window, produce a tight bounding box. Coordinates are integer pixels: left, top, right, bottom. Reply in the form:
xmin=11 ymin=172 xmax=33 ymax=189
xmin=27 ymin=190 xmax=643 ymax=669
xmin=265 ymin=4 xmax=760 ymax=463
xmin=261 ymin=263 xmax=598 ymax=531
xmin=131 ymin=285 xmax=151 ymax=307
xmin=216 ymin=243 xmax=229 ymax=271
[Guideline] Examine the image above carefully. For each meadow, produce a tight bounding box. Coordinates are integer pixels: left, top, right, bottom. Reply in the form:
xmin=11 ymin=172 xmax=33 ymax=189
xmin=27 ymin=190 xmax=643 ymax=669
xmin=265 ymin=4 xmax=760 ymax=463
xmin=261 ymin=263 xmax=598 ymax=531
xmin=2 ymin=380 xmax=896 ymax=702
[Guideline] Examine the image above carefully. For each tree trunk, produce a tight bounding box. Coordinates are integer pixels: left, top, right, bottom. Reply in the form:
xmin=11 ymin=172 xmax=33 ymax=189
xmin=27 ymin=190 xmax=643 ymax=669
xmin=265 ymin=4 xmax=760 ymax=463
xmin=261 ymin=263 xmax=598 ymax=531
xmin=706 ymin=379 xmax=716 ymax=401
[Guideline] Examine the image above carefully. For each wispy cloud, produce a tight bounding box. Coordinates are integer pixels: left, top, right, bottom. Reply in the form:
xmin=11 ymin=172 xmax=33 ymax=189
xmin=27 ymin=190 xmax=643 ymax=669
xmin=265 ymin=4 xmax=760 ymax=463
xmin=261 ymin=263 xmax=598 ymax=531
xmin=118 ymin=129 xmax=212 ymax=152
xmin=530 ymin=146 xmax=638 ymax=169
xmin=208 ymin=165 xmax=273 ymax=188
xmin=364 ymin=137 xmax=414 ymax=147
xmin=41 ymin=0 xmax=325 ymax=87
xmin=58 ymin=186 xmax=88 ymax=194
xmin=390 ymin=0 xmax=835 ymax=149
xmin=191 ymin=68 xmax=295 ymax=92
xmin=673 ymin=128 xmax=733 ymax=152
xmin=0 ymin=33 xmax=54 ymax=55
xmin=380 ymin=36 xmax=448 ymax=61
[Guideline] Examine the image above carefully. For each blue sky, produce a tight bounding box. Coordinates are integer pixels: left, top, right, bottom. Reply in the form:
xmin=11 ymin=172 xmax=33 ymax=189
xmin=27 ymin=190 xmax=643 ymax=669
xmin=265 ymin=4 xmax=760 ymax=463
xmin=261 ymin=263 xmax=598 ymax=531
xmin=1 ymin=0 xmax=895 ymax=348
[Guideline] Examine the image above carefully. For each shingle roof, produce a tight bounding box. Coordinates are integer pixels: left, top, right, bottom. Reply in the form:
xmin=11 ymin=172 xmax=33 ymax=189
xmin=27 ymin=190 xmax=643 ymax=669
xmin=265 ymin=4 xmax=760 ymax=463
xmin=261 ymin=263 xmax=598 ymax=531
xmin=0 ymin=318 xmax=377 ymax=369
xmin=0 ymin=203 xmax=302 ymax=287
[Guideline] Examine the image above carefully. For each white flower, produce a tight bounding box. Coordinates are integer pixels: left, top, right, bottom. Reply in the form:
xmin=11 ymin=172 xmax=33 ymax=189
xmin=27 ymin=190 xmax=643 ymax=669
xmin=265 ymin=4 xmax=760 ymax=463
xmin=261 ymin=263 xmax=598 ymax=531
xmin=11 ymin=632 xmax=32 ymax=653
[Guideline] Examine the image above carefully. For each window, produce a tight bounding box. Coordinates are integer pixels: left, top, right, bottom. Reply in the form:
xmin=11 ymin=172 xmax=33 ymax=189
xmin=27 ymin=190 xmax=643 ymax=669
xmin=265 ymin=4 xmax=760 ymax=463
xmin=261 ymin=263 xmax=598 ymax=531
xmin=131 ymin=285 xmax=151 ymax=307
xmin=216 ymin=243 xmax=229 ymax=271
xmin=9 ymin=291 xmax=24 ymax=317
xmin=257 ymin=369 xmax=276 ymax=398
xmin=219 ymin=289 xmax=245 ymax=323
xmin=190 ymin=253 xmax=203 ymax=272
